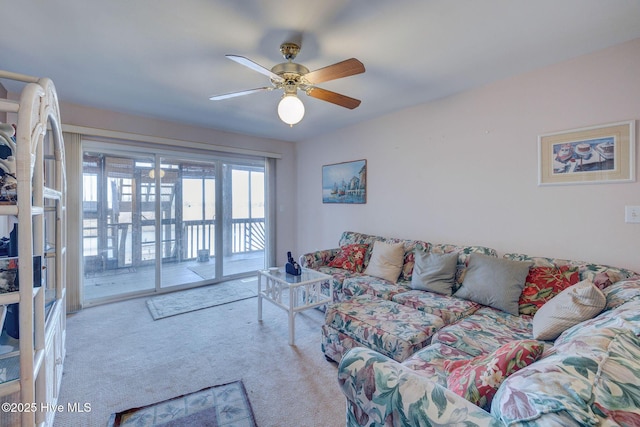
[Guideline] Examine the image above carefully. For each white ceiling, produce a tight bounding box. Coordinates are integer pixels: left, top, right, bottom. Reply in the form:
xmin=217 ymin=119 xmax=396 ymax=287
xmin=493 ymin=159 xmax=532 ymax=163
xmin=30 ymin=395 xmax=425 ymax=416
xmin=2 ymin=1 xmax=640 ymax=142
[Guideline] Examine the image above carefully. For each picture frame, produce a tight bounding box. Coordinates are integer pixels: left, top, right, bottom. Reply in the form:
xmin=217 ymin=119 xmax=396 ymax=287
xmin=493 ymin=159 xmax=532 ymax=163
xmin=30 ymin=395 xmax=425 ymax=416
xmin=538 ymin=121 xmax=635 ymax=186
xmin=322 ymin=159 xmax=366 ymax=204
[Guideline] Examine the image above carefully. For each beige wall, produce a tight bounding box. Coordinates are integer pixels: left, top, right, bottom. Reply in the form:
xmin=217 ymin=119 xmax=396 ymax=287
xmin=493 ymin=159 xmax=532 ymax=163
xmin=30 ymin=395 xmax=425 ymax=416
xmin=295 ymin=38 xmax=640 ymax=273
xmin=58 ymin=103 xmax=298 ymax=267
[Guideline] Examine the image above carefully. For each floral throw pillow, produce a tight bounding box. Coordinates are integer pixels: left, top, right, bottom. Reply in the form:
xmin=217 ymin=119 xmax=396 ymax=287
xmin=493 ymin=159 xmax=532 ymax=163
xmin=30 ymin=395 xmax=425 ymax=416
xmin=327 ymin=244 xmax=368 ymax=273
xmin=444 ymin=339 xmax=544 ymax=410
xmin=519 ymin=266 xmax=580 ymax=315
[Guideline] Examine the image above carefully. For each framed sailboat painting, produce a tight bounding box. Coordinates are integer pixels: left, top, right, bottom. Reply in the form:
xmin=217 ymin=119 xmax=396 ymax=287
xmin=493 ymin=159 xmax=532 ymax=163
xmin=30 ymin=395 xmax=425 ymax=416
xmin=322 ymin=159 xmax=367 ymax=204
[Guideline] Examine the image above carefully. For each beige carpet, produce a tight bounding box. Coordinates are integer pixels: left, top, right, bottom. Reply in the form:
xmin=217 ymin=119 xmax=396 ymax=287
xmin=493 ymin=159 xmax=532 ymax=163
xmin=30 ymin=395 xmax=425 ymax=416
xmin=54 ymin=286 xmax=344 ymax=427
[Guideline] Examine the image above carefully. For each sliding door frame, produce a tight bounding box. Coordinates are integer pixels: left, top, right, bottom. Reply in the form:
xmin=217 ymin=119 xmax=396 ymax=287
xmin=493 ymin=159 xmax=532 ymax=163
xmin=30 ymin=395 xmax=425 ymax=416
xmin=80 ymin=139 xmax=271 ymax=306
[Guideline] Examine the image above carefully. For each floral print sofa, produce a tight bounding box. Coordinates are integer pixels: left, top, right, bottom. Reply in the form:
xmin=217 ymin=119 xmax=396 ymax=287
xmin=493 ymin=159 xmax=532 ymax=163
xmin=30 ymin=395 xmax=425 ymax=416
xmin=338 ymin=279 xmax=640 ymax=426
xmin=300 ymin=231 xmax=640 ymax=426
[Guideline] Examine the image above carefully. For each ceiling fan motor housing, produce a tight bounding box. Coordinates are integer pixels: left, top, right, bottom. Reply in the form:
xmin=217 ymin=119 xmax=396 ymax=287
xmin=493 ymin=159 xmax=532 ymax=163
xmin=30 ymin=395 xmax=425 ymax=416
xmin=270 ymin=62 xmax=309 ymax=93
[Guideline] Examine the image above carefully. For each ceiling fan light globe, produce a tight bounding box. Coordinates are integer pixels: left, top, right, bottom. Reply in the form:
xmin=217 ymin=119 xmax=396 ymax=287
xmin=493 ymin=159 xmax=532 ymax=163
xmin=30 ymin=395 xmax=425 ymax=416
xmin=277 ymin=95 xmax=305 ymax=126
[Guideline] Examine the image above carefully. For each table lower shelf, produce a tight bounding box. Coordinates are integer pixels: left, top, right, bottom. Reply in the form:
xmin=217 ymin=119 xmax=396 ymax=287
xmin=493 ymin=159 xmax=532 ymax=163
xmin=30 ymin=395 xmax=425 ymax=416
xmin=257 ymin=270 xmax=333 ymax=345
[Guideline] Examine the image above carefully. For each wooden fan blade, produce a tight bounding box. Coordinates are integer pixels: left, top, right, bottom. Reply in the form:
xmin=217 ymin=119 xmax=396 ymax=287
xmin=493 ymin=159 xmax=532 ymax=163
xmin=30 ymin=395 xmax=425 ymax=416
xmin=304 ymin=58 xmax=365 ymax=84
xmin=209 ymin=87 xmax=270 ymax=100
xmin=306 ymin=87 xmax=361 ymax=109
xmin=226 ymin=55 xmax=284 ymax=82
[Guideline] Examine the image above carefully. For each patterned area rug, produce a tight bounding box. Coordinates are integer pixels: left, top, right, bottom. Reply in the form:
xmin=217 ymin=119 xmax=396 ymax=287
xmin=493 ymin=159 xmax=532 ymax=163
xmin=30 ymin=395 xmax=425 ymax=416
xmin=107 ymin=380 xmax=256 ymax=426
xmin=146 ymin=279 xmax=257 ymax=320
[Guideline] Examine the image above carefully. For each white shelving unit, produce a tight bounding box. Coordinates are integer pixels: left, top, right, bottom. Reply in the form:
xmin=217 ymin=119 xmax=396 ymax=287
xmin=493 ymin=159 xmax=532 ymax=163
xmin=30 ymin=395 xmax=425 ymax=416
xmin=0 ymin=71 xmax=67 ymax=427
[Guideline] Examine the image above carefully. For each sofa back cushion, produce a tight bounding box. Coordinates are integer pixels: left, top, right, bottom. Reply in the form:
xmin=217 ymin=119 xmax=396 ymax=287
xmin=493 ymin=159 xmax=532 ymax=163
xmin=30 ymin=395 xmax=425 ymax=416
xmin=555 ymin=297 xmax=640 ymax=345
xmin=603 ymin=277 xmax=640 ymax=310
xmin=337 ymin=231 xmax=429 ymax=282
xmin=337 ymin=231 xmax=499 ymax=285
xmin=338 ymin=230 xmax=378 ymax=248
xmin=430 ymin=244 xmax=498 ymax=286
xmin=503 ymin=253 xmax=638 ymax=289
xmin=518 ymin=265 xmax=580 ymax=315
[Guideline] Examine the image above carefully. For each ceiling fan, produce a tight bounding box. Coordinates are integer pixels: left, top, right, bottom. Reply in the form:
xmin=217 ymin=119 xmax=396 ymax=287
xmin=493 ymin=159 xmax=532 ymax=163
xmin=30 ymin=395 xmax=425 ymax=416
xmin=209 ymin=42 xmax=365 ymax=126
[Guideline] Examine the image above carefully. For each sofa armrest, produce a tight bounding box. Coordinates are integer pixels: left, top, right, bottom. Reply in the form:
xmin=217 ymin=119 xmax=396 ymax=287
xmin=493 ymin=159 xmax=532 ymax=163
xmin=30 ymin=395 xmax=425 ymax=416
xmin=299 ymin=248 xmax=339 ymax=269
xmin=338 ymin=347 xmax=502 ymax=427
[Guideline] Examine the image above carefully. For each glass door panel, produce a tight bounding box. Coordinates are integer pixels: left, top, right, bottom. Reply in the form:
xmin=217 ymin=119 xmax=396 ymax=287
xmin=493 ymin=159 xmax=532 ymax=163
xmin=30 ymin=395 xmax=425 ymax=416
xmin=222 ymin=162 xmax=265 ymax=276
xmin=159 ymin=159 xmax=217 ymax=287
xmin=82 ymin=152 xmax=157 ymax=301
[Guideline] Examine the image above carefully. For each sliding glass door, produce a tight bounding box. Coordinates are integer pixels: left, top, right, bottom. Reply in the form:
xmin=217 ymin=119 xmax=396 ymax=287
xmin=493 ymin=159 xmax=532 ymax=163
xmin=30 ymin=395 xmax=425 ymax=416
xmin=82 ymin=145 xmax=267 ymax=304
xmin=222 ymin=163 xmax=266 ymax=276
xmin=83 ymin=152 xmax=158 ymax=299
xmin=159 ymin=159 xmax=217 ymax=287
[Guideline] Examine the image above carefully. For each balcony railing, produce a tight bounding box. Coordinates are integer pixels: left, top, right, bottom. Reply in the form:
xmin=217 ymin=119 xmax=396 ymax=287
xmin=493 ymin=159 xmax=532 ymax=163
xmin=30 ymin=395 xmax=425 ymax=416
xmin=83 ymin=217 xmax=265 ymax=274
xmin=182 ymin=218 xmax=265 ymax=259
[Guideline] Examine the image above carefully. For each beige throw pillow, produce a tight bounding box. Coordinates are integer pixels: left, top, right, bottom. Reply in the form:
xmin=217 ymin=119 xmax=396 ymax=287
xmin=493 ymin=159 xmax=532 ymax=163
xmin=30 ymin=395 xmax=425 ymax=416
xmin=363 ymin=241 xmax=405 ymax=283
xmin=532 ymin=279 xmax=606 ymax=341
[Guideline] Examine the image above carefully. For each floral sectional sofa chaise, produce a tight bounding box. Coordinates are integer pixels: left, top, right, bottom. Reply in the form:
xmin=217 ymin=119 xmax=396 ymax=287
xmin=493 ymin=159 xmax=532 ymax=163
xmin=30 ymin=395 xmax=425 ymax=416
xmin=300 ymin=231 xmax=640 ymax=426
xmin=300 ymin=231 xmax=499 ymax=362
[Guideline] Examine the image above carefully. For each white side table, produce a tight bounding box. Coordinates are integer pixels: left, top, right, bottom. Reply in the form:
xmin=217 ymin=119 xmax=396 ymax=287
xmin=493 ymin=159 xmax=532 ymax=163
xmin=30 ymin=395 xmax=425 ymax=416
xmin=257 ymin=267 xmax=332 ymax=345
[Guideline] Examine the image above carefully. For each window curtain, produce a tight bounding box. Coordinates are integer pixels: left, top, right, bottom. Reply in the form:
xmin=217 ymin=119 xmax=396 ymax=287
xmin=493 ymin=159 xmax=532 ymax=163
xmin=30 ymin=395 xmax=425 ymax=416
xmin=266 ymin=157 xmax=276 ymax=268
xmin=63 ymin=131 xmax=83 ymax=313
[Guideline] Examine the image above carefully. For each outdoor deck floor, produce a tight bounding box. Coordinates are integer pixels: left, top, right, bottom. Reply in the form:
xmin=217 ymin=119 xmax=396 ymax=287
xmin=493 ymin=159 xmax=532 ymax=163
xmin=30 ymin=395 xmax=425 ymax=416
xmin=84 ymin=253 xmax=265 ymax=303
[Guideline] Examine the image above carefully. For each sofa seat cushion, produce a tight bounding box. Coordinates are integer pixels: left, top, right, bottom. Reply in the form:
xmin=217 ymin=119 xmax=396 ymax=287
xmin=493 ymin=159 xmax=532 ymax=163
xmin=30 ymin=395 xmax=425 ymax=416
xmin=392 ymin=290 xmax=481 ymax=324
xmin=324 ymin=296 xmax=445 ymax=362
xmin=432 ymin=307 xmax=534 ymax=357
xmin=445 ymin=339 xmax=545 ymax=411
xmin=315 ymin=266 xmax=362 ymax=301
xmin=492 ymin=328 xmax=640 ymax=426
xmin=341 ymin=275 xmax=411 ymax=301
xmin=316 ymin=266 xmax=361 ymax=282
xmin=401 ymin=343 xmax=473 ymax=387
